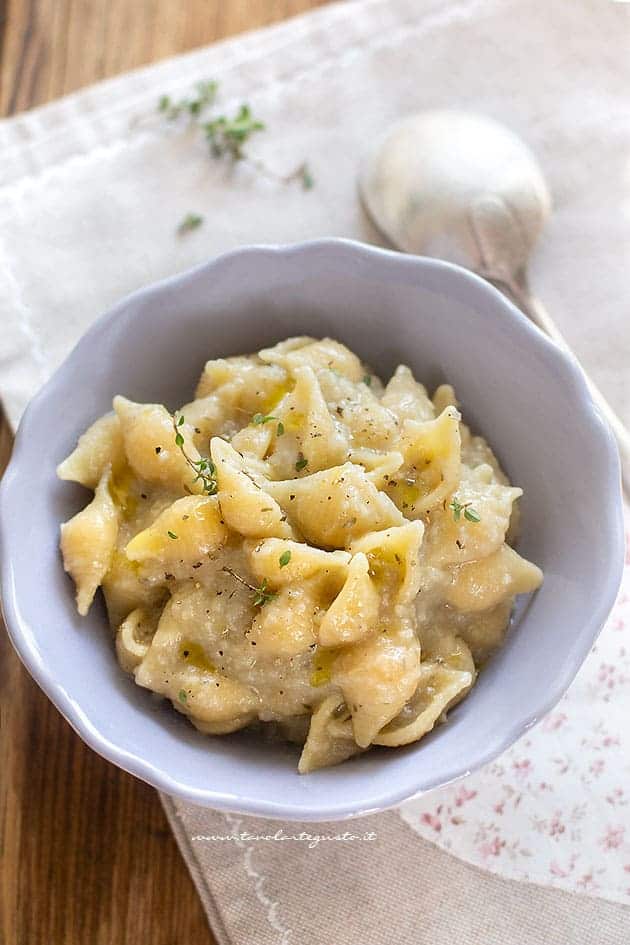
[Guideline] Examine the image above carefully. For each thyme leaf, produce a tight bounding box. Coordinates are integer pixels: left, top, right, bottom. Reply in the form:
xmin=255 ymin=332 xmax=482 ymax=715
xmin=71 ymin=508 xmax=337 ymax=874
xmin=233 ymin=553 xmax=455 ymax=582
xmin=172 ymin=414 xmax=218 ymax=495
xmin=222 ymin=566 xmax=277 ymax=607
xmin=203 ymin=104 xmax=265 ymax=161
xmin=449 ymin=497 xmax=481 ymax=523
xmin=158 ymin=80 xmax=218 ymax=120
xmin=178 ymin=213 xmax=203 ymax=234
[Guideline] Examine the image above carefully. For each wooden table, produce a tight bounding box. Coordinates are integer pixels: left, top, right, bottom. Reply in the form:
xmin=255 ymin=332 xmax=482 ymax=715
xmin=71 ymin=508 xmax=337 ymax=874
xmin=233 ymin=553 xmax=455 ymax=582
xmin=0 ymin=3 xmax=329 ymax=942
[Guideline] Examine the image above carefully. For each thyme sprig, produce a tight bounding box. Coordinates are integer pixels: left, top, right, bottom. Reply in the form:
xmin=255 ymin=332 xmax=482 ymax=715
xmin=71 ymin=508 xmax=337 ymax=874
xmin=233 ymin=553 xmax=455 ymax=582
xmin=159 ymin=80 xmax=218 ymax=120
xmin=204 ymin=104 xmax=265 ymax=160
xmin=449 ymin=497 xmax=481 ymax=523
xmin=173 ymin=414 xmax=218 ymax=495
xmin=249 ymin=157 xmax=314 ymax=190
xmin=251 ymin=578 xmax=277 ymax=607
xmin=178 ymin=213 xmax=203 ymax=234
xmin=158 ymin=79 xmax=314 ymax=195
xmin=203 ymin=106 xmax=313 ymax=189
xmin=222 ymin=566 xmax=277 ymax=607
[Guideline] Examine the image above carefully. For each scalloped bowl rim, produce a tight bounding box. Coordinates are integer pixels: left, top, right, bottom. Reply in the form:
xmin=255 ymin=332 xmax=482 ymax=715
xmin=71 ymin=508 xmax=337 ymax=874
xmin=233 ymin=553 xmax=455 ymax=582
xmin=0 ymin=238 xmax=624 ymax=820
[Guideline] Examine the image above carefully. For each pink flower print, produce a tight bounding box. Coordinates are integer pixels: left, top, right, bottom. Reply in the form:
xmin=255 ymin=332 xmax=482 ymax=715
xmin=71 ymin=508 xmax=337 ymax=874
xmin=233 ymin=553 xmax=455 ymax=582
xmin=576 ymin=872 xmax=597 ymax=891
xmin=453 ymin=786 xmax=477 ymax=807
xmin=550 ymin=853 xmax=579 ymax=878
xmin=542 ymin=712 xmax=567 ymax=732
xmin=606 ymin=788 xmax=626 ymax=806
xmin=493 ymin=801 xmax=505 ymax=815
xmin=589 ymin=758 xmax=605 ymax=777
xmin=600 ymin=826 xmax=625 ymax=850
xmin=479 ymin=836 xmax=505 ymax=858
xmin=602 ymin=735 xmax=620 ymax=748
xmin=597 ymin=663 xmax=616 ymax=689
xmin=548 ymin=814 xmax=565 ymax=838
xmin=512 ymin=758 xmax=532 ymax=779
xmin=420 ymin=812 xmax=442 ymax=833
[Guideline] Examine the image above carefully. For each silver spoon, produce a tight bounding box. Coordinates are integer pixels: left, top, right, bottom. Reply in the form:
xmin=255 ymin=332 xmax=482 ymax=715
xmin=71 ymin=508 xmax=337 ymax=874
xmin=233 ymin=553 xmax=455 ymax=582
xmin=360 ymin=109 xmax=630 ymax=494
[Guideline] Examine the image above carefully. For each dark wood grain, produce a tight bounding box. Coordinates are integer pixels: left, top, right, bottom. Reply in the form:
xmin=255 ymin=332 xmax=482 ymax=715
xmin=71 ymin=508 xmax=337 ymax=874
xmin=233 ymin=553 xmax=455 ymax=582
xmin=0 ymin=3 xmax=330 ymax=943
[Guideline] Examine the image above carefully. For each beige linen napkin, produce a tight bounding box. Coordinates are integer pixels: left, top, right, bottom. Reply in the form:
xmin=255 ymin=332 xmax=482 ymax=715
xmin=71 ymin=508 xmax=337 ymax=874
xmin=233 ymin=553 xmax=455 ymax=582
xmin=164 ymin=808 xmax=629 ymax=945
xmin=2 ymin=0 xmax=630 ymax=942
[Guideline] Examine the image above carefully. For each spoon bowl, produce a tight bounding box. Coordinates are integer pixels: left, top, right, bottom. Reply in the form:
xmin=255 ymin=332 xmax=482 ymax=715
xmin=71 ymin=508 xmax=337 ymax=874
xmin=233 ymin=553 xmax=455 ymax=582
xmin=360 ymin=110 xmax=551 ymax=281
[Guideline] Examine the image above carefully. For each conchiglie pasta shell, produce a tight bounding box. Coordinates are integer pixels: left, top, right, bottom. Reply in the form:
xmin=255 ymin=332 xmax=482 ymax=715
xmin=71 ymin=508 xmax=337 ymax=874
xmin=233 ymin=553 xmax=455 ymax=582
xmin=298 ymin=694 xmax=361 ymax=773
xmin=57 ymin=412 xmax=124 ymax=489
xmin=60 ymin=467 xmax=119 ymax=615
xmin=211 ymin=437 xmax=293 ymax=539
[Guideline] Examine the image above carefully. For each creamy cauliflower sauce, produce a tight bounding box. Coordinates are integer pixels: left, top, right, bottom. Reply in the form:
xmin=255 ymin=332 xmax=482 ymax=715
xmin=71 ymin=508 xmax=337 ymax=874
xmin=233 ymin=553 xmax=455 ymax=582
xmin=59 ymin=337 xmax=542 ymax=772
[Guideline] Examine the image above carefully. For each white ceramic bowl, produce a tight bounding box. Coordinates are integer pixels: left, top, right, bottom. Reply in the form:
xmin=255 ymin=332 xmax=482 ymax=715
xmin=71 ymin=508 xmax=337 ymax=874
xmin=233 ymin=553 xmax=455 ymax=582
xmin=0 ymin=239 xmax=624 ymax=820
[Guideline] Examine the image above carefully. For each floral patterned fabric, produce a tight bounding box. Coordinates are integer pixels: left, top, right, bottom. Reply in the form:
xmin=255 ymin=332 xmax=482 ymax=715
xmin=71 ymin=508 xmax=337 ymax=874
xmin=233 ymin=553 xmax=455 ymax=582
xmin=401 ymin=513 xmax=630 ymax=904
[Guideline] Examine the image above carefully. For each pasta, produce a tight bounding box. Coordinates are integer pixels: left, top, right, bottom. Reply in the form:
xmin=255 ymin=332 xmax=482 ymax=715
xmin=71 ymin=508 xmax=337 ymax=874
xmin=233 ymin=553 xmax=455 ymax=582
xmin=59 ymin=337 xmax=542 ymax=771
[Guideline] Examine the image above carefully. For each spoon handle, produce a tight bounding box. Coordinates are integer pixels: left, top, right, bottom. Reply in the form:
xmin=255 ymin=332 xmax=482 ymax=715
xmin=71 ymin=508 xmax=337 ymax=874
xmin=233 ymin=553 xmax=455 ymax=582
xmin=499 ymin=278 xmax=630 ymax=497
